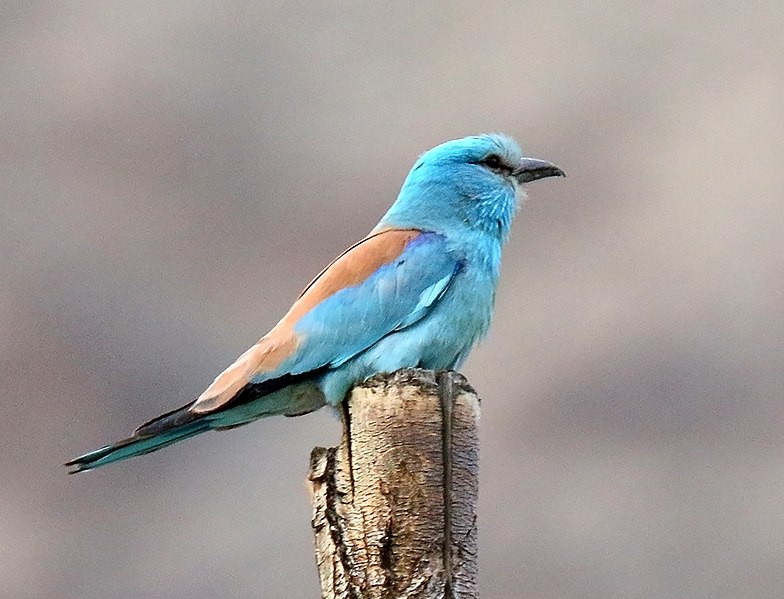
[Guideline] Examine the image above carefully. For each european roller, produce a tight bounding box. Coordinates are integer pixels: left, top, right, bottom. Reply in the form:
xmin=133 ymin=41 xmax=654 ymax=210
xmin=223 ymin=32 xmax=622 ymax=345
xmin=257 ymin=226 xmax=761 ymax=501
xmin=66 ymin=134 xmax=563 ymax=473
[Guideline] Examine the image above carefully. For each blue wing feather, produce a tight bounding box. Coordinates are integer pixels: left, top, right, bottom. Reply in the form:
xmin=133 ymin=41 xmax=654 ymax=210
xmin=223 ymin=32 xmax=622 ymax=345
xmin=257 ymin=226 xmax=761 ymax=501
xmin=251 ymin=232 xmax=461 ymax=381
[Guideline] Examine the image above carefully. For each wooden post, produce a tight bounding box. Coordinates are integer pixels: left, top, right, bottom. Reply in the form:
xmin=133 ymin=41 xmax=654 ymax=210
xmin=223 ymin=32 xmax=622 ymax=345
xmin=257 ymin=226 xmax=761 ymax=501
xmin=308 ymin=369 xmax=480 ymax=599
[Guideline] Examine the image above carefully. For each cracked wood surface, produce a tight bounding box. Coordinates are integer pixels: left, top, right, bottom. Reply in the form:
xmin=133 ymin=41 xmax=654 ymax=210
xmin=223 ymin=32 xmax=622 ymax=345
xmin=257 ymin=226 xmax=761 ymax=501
xmin=308 ymin=369 xmax=480 ymax=599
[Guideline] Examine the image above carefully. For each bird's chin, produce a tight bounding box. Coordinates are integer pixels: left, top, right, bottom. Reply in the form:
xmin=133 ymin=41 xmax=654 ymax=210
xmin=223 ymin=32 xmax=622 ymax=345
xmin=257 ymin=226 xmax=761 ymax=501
xmin=514 ymin=186 xmax=527 ymax=206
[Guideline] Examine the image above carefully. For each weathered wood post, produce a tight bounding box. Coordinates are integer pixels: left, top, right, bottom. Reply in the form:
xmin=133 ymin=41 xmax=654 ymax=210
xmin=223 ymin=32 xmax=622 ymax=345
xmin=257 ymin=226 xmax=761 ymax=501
xmin=308 ymin=368 xmax=480 ymax=599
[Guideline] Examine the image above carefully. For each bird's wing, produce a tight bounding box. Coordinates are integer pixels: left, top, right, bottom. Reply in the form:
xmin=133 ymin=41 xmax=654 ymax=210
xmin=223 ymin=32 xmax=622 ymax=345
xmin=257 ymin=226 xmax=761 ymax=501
xmin=190 ymin=228 xmax=461 ymax=414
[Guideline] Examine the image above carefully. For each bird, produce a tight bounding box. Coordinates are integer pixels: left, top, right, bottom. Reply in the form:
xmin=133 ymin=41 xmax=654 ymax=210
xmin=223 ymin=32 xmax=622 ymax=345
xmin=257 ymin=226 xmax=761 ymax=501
xmin=65 ymin=134 xmax=564 ymax=473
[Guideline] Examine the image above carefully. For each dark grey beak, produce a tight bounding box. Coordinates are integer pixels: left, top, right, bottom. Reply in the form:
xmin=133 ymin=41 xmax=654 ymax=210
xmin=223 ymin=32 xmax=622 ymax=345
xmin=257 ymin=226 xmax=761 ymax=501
xmin=512 ymin=157 xmax=565 ymax=184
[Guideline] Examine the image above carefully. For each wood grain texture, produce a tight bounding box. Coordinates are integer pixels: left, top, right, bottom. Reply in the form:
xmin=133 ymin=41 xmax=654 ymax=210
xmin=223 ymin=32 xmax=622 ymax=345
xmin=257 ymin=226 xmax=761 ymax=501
xmin=308 ymin=369 xmax=480 ymax=599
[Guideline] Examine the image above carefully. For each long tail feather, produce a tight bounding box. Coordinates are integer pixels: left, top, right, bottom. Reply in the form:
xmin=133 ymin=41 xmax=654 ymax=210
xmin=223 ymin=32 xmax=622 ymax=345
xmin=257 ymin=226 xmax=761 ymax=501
xmin=65 ymin=404 xmax=210 ymax=474
xmin=65 ymin=372 xmax=325 ymax=473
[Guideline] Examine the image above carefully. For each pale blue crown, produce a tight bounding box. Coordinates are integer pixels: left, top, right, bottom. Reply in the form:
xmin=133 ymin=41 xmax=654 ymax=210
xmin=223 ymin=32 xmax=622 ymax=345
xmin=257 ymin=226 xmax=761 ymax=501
xmin=376 ymin=134 xmax=524 ymax=242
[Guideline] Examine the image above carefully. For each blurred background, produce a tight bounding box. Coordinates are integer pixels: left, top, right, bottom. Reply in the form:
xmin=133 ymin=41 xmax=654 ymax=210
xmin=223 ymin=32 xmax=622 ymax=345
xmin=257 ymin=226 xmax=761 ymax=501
xmin=2 ymin=2 xmax=783 ymax=598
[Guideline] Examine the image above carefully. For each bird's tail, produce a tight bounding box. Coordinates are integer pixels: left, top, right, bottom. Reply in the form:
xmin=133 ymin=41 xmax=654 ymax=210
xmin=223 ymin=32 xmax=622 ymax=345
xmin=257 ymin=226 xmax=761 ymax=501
xmin=65 ymin=403 xmax=210 ymax=474
xmin=66 ymin=373 xmax=326 ymax=473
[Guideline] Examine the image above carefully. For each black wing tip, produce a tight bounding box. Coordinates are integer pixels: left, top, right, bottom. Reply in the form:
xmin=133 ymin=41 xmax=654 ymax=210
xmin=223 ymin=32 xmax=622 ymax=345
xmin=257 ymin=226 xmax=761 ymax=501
xmin=133 ymin=403 xmax=198 ymax=437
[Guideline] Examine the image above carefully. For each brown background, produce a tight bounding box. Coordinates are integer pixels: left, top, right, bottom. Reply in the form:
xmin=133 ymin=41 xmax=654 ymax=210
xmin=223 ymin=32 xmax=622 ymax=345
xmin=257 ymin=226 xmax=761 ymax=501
xmin=2 ymin=2 xmax=782 ymax=598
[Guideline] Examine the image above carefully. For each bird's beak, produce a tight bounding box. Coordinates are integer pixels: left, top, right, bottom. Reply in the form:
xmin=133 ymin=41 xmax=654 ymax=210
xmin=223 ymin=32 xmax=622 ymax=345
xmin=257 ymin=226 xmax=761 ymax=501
xmin=512 ymin=157 xmax=565 ymax=184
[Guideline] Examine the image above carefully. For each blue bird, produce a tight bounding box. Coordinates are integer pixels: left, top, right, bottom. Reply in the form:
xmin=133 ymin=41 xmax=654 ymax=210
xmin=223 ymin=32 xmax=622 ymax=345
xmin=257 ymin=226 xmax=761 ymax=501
xmin=66 ymin=134 xmax=563 ymax=473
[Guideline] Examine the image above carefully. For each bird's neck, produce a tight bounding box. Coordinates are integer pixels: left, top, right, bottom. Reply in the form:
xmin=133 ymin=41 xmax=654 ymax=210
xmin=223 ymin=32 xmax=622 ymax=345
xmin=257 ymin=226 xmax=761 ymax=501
xmin=378 ymin=175 xmax=519 ymax=242
xmin=374 ymin=217 xmax=503 ymax=283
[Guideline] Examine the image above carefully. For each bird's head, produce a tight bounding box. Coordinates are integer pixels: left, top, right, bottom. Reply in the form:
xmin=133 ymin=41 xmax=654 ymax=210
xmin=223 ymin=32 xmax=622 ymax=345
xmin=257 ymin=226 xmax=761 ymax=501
xmin=379 ymin=134 xmax=564 ymax=242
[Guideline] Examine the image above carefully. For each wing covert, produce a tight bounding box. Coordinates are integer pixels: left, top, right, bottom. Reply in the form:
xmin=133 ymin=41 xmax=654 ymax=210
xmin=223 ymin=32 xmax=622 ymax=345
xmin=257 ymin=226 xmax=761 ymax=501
xmin=192 ymin=228 xmax=461 ymax=413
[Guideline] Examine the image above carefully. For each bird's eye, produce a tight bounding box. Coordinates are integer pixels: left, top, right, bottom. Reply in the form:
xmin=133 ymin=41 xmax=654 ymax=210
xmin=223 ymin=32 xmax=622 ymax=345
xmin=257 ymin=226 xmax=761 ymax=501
xmin=483 ymin=154 xmax=503 ymax=170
